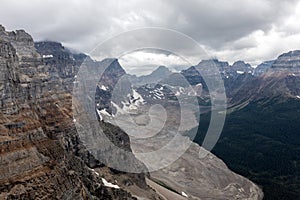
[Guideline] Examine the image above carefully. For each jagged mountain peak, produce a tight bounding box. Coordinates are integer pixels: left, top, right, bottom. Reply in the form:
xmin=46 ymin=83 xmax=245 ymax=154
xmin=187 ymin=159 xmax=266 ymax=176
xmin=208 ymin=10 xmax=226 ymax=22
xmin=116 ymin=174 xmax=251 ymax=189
xmin=35 ymin=41 xmax=87 ymax=59
xmin=0 ymin=25 xmax=34 ymax=46
xmin=148 ymin=65 xmax=171 ymax=76
xmin=230 ymin=60 xmax=253 ymax=75
xmin=35 ymin=41 xmax=65 ymax=51
xmin=102 ymin=57 xmax=118 ymax=62
xmin=153 ymin=65 xmax=169 ymax=71
xmin=0 ymin=24 xmax=5 ymax=32
xmin=197 ymin=58 xmax=229 ymax=67
xmin=127 ymin=65 xmax=172 ymax=86
xmin=103 ymin=58 xmax=126 ymax=74
xmin=232 ymin=60 xmax=251 ymax=68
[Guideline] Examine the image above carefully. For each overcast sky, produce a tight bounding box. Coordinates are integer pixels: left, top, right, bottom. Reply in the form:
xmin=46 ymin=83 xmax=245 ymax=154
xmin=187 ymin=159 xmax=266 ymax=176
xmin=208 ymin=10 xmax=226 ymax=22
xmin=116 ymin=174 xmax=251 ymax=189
xmin=1 ymin=0 xmax=300 ymax=75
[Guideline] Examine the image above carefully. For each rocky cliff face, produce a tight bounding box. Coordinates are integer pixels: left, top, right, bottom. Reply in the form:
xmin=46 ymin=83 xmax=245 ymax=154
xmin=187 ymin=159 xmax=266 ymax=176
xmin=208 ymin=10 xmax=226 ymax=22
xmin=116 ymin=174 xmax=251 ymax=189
xmin=0 ymin=25 xmax=160 ymax=200
xmin=34 ymin=41 xmax=87 ymax=93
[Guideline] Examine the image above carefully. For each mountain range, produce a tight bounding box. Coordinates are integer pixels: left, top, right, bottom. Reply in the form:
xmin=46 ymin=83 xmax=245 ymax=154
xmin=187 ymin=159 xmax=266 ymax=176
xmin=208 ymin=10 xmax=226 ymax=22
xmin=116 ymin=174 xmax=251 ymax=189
xmin=1 ymin=24 xmax=299 ymax=199
xmin=93 ymin=47 xmax=300 ymax=199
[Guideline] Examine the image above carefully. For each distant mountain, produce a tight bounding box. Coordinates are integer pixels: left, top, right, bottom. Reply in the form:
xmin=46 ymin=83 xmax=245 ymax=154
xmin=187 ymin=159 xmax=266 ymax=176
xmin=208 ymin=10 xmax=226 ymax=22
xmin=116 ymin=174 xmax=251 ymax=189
xmin=149 ymin=65 xmax=172 ymax=77
xmin=272 ymin=50 xmax=300 ymax=69
xmin=228 ymin=52 xmax=300 ymax=105
xmin=94 ymin=60 xmax=263 ymax=199
xmin=127 ymin=65 xmax=172 ymax=86
xmin=254 ymin=60 xmax=274 ymax=77
xmin=181 ymin=59 xmax=254 ymax=98
xmin=191 ymin=50 xmax=300 ymax=200
xmin=107 ymin=51 xmax=300 ymax=199
xmin=230 ymin=60 xmax=253 ymax=74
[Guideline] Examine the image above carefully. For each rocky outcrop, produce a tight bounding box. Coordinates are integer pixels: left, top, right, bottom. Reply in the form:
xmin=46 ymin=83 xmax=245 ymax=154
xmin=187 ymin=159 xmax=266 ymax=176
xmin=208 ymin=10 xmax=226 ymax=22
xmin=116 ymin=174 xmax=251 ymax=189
xmin=0 ymin=25 xmax=160 ymax=200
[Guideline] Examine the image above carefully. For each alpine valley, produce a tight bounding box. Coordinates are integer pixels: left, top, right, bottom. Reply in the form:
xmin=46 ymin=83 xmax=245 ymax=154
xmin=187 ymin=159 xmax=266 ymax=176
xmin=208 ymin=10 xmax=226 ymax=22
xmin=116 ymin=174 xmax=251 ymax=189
xmin=0 ymin=24 xmax=299 ymax=200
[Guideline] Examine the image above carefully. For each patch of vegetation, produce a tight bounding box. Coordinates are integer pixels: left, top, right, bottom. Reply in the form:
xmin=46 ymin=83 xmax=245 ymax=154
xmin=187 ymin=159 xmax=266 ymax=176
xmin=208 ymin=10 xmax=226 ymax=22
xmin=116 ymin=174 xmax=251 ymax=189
xmin=191 ymin=97 xmax=300 ymax=200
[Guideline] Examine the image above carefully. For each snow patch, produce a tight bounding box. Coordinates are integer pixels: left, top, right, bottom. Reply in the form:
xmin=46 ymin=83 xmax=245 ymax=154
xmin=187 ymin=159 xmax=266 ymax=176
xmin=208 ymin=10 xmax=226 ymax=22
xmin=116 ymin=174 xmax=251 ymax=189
xmin=42 ymin=54 xmax=53 ymax=58
xmin=132 ymin=89 xmax=145 ymax=105
xmin=188 ymin=91 xmax=196 ymax=96
xmin=121 ymin=101 xmax=138 ymax=113
xmin=154 ymin=94 xmax=162 ymax=99
xmin=179 ymin=87 xmax=184 ymax=93
xmin=181 ymin=191 xmax=188 ymax=198
xmin=236 ymin=70 xmax=245 ymax=74
xmin=111 ymin=90 xmax=146 ymax=116
xmin=100 ymin=85 xmax=107 ymax=91
xmin=150 ymin=87 xmax=165 ymax=99
xmin=96 ymin=109 xmax=103 ymax=121
xmin=112 ymin=102 xmax=126 ymax=115
xmin=100 ymin=109 xmax=111 ymax=116
xmin=101 ymin=178 xmax=120 ymax=189
xmin=90 ymin=168 xmax=99 ymax=176
xmin=97 ymin=109 xmax=113 ymax=120
xmin=175 ymin=91 xmax=181 ymax=96
xmin=120 ymin=89 xmax=145 ymax=113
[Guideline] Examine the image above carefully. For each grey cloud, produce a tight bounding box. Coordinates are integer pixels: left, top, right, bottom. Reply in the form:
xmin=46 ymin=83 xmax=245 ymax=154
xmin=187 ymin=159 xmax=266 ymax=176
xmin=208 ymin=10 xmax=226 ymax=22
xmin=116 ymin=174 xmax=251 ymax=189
xmin=166 ymin=0 xmax=298 ymax=48
xmin=0 ymin=0 xmax=300 ymax=66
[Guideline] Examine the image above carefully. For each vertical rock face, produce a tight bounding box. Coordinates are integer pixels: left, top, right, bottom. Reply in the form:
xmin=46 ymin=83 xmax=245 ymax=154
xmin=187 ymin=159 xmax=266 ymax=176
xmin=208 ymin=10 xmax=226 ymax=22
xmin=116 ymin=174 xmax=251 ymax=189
xmin=0 ymin=41 xmax=19 ymax=113
xmin=35 ymin=41 xmax=87 ymax=93
xmin=0 ymin=26 xmax=158 ymax=199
